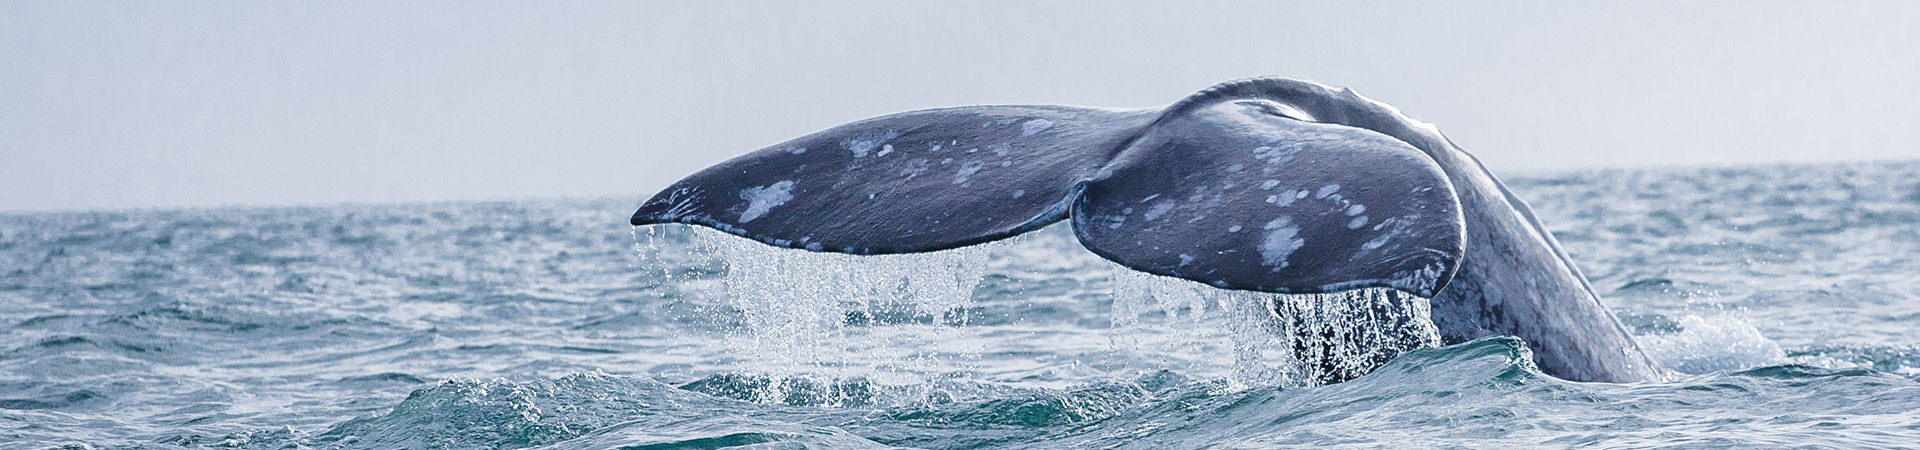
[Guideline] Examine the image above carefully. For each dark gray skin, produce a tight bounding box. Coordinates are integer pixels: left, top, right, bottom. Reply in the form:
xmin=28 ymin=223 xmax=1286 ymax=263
xmin=632 ymin=77 xmax=1664 ymax=383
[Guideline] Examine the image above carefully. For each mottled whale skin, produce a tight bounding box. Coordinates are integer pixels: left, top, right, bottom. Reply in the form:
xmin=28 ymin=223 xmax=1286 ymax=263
xmin=631 ymin=77 xmax=1663 ymax=383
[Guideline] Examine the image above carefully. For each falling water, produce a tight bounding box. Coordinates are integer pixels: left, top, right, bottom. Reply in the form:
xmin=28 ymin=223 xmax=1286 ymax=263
xmin=683 ymin=227 xmax=1002 ymax=405
xmin=1108 ymin=263 xmax=1441 ymax=387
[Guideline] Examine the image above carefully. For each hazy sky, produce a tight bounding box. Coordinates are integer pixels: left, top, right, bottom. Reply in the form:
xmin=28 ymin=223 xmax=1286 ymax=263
xmin=4 ymin=1 xmax=1918 ymax=212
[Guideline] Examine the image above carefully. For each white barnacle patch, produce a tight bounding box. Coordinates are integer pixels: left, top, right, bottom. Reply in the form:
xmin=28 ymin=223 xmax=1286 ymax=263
xmin=876 ymin=144 xmax=894 ymax=157
xmin=1253 ymin=145 xmax=1301 ymax=166
xmin=1143 ymin=201 xmax=1176 ymax=221
xmin=1347 ymin=215 xmax=1368 ymax=229
xmin=900 ymin=158 xmax=931 ymax=179
xmin=1226 ymin=163 xmax=1244 ymax=173
xmin=954 ymin=161 xmax=986 ymax=185
xmin=1261 ymin=180 xmax=1280 ymax=190
xmin=1260 ymin=217 xmax=1305 ymax=270
xmin=990 ymin=144 xmax=1010 ymax=156
xmin=1315 ymin=184 xmax=1341 ymax=199
xmin=1268 ymin=190 xmax=1298 ymax=207
xmin=1362 ymin=217 xmax=1401 ymax=250
xmin=1022 ymin=119 xmax=1054 ymax=136
xmin=1347 ymin=204 xmax=1366 ymax=216
xmin=843 ymin=131 xmax=899 ymax=157
xmin=1363 ymin=233 xmax=1391 ymax=251
xmin=738 ymin=180 xmax=795 ymax=223
xmin=782 ymin=146 xmax=807 ymax=155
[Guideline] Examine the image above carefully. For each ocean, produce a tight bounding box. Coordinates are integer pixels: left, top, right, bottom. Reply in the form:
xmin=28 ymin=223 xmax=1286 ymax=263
xmin=4 ymin=160 xmax=1919 ymax=449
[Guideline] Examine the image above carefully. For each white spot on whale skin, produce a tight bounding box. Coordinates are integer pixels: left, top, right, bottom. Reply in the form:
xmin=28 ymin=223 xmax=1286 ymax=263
xmin=1228 ymin=225 xmax=1242 ymax=232
xmin=1347 ymin=204 xmax=1366 ymax=216
xmin=954 ymin=161 xmax=986 ymax=185
xmin=1316 ymin=184 xmax=1341 ymax=199
xmin=1143 ymin=201 xmax=1176 ymax=221
xmin=1260 ymin=217 xmax=1304 ymax=269
xmin=1363 ymin=233 xmax=1391 ymax=250
xmin=805 ymin=242 xmax=824 ymax=251
xmin=876 ymin=144 xmax=894 ymax=157
xmin=1269 ymin=191 xmax=1298 ymax=207
xmin=1226 ymin=163 xmax=1244 ymax=173
xmin=783 ymin=146 xmax=807 ymax=155
xmin=738 ymin=180 xmax=795 ymax=223
xmin=1296 ymin=190 xmax=1309 ymax=199
xmin=1253 ymin=145 xmax=1300 ymax=165
xmin=900 ymin=159 xmax=930 ymax=179
xmin=1022 ymin=119 xmax=1054 ymax=136
xmin=843 ymin=131 xmax=899 ymax=157
xmin=1177 ymin=254 xmax=1194 ymax=267
xmin=1260 ymin=180 xmax=1280 ymax=190
xmin=1011 ymin=190 xmax=1025 ymax=199
xmin=1347 ymin=215 xmax=1368 ymax=229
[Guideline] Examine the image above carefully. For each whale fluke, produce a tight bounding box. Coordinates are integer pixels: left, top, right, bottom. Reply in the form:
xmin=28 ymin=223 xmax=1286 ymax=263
xmin=632 ymin=105 xmax=1158 ymax=254
xmin=1074 ymin=98 xmax=1462 ymax=297
xmin=634 ymin=85 xmax=1466 ymax=297
xmin=632 ymin=76 xmax=1665 ymax=384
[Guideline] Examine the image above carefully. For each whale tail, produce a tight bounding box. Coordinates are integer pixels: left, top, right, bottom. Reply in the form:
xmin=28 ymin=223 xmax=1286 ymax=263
xmin=632 ymin=79 xmax=1466 ymax=297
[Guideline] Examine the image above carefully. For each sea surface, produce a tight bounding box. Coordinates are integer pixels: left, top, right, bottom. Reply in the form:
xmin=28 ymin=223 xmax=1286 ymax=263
xmin=5 ymin=160 xmax=1920 ymax=449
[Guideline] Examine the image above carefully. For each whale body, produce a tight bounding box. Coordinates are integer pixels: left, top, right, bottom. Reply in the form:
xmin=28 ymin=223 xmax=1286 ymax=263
xmin=631 ymin=77 xmax=1663 ymax=383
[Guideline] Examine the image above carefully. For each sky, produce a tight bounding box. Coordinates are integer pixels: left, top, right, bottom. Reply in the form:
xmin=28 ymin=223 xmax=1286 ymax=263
xmin=3 ymin=1 xmax=1918 ymax=212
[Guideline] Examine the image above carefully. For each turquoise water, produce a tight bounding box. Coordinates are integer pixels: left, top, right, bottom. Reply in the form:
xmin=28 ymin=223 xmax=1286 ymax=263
xmin=4 ymin=161 xmax=1919 ymax=449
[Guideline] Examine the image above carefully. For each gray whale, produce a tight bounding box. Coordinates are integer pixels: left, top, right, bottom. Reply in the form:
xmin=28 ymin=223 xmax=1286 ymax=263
xmin=631 ymin=77 xmax=1663 ymax=383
